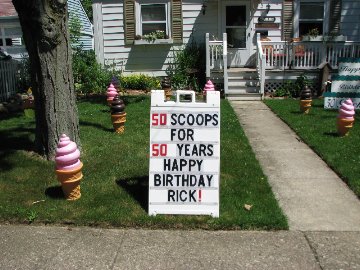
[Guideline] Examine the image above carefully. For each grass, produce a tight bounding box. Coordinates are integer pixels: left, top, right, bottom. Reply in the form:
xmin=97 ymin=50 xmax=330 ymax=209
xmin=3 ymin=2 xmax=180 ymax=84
xmin=0 ymin=96 xmax=287 ymax=229
xmin=264 ymin=98 xmax=360 ymax=197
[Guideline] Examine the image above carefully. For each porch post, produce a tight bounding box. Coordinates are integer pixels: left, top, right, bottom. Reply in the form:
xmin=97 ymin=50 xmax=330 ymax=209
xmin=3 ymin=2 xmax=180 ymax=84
xmin=223 ymin=32 xmax=228 ymax=95
xmin=206 ymin=33 xmax=210 ymax=79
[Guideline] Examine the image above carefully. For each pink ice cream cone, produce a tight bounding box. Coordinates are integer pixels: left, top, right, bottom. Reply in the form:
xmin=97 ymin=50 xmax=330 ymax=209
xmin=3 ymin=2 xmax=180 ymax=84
xmin=337 ymin=98 xmax=355 ymax=137
xmin=106 ymin=83 xmax=118 ymax=106
xmin=55 ymin=134 xmax=83 ymax=200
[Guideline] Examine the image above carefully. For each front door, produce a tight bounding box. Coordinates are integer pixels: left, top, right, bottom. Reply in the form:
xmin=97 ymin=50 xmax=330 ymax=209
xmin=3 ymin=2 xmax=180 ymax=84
xmin=222 ymin=1 xmax=251 ymax=67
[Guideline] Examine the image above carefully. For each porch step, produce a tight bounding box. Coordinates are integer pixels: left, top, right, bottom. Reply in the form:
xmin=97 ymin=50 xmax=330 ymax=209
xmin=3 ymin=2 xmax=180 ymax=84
xmin=226 ymin=93 xmax=263 ymax=101
xmin=225 ymin=68 xmax=261 ymax=100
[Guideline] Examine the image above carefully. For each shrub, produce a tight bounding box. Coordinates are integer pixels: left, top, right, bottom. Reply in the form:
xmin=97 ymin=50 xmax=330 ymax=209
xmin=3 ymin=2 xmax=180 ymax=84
xmin=274 ymin=74 xmax=311 ymax=98
xmin=166 ymin=40 xmax=205 ymax=91
xmin=17 ymin=57 xmax=32 ymax=92
xmin=120 ymin=74 xmax=160 ymax=90
xmin=72 ymin=48 xmax=113 ymax=95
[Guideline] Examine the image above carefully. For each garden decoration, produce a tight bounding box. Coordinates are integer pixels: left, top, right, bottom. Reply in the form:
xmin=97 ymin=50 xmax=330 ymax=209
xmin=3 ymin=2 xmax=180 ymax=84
xmin=299 ymin=85 xmax=312 ymax=114
xmin=161 ymin=77 xmax=172 ymax=100
xmin=111 ymin=76 xmax=121 ymax=91
xmin=106 ymin=83 xmax=118 ymax=106
xmin=337 ymin=98 xmax=355 ymax=136
xmin=203 ymin=80 xmax=215 ymax=101
xmin=55 ymin=134 xmax=83 ymax=200
xmin=110 ymin=95 xmax=126 ymax=134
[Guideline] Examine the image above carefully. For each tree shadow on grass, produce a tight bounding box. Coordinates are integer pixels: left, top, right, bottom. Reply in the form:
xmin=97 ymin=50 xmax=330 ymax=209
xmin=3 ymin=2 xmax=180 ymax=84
xmin=80 ymin=120 xmax=114 ymax=133
xmin=0 ymin=126 xmax=35 ymax=171
xmin=45 ymin=185 xmax=65 ymax=199
xmin=116 ymin=176 xmax=148 ymax=212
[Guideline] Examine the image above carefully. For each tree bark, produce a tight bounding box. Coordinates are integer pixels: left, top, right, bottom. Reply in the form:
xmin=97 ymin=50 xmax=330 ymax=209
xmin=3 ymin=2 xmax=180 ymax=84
xmin=12 ymin=0 xmax=81 ymax=160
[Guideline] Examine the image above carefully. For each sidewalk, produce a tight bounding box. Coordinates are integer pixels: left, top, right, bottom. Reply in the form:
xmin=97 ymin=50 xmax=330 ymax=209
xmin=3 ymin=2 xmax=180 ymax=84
xmin=230 ymin=101 xmax=360 ymax=231
xmin=1 ymin=225 xmax=360 ymax=270
xmin=2 ymin=101 xmax=360 ymax=269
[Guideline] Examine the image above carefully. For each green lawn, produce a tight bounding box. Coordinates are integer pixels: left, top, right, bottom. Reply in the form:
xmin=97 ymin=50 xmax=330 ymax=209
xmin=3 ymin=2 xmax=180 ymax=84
xmin=0 ymin=96 xmax=287 ymax=229
xmin=265 ymin=98 xmax=360 ymax=197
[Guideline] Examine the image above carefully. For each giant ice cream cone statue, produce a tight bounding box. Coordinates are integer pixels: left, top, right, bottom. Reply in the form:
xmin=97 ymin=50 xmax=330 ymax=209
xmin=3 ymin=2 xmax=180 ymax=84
xmin=106 ymin=83 xmax=118 ymax=106
xmin=111 ymin=95 xmax=126 ymax=133
xmin=337 ymin=98 xmax=355 ymax=137
xmin=300 ymin=85 xmax=312 ymax=114
xmin=161 ymin=77 xmax=172 ymax=101
xmin=55 ymin=134 xmax=83 ymax=200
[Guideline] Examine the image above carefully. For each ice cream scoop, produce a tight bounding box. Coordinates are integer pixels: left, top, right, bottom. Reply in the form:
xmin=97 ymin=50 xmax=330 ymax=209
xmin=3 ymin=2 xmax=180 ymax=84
xmin=111 ymin=95 xmax=126 ymax=114
xmin=55 ymin=134 xmax=81 ymax=171
xmin=204 ymin=80 xmax=215 ymax=92
xmin=300 ymin=85 xmax=312 ymax=100
xmin=338 ymin=98 xmax=355 ymax=119
xmin=107 ymin=83 xmax=117 ymax=99
xmin=161 ymin=77 xmax=171 ymax=89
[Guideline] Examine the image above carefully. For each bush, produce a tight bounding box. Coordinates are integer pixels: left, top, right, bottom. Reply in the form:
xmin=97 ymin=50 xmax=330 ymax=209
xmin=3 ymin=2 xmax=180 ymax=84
xmin=274 ymin=74 xmax=311 ymax=98
xmin=120 ymin=74 xmax=160 ymax=90
xmin=72 ymin=48 xmax=113 ymax=95
xmin=17 ymin=57 xmax=31 ymax=92
xmin=166 ymin=40 xmax=205 ymax=91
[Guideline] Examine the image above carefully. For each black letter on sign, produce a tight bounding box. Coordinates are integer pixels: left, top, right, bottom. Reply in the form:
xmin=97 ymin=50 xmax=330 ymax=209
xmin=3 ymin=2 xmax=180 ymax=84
xmin=168 ymin=190 xmax=175 ymax=202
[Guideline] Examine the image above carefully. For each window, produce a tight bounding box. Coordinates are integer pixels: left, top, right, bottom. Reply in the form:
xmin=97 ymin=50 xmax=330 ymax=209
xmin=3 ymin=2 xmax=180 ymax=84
xmin=299 ymin=1 xmax=324 ymax=36
xmin=136 ymin=0 xmax=170 ymax=37
xmin=124 ymin=0 xmax=183 ymax=45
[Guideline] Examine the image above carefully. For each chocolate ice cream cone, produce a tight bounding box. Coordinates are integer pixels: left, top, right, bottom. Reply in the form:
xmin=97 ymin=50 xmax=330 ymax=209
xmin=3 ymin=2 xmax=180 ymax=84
xmin=337 ymin=118 xmax=354 ymax=137
xmin=56 ymin=162 xmax=83 ymax=201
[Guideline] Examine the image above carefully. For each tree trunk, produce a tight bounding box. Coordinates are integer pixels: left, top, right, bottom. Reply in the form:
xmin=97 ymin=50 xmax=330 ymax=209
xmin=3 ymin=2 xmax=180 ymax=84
xmin=13 ymin=0 xmax=80 ymax=160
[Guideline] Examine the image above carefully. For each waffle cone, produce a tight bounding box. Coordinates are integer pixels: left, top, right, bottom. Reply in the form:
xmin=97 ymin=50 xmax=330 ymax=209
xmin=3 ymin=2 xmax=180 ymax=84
xmin=56 ymin=162 xmax=83 ymax=201
xmin=164 ymin=89 xmax=172 ymax=101
xmin=300 ymin=99 xmax=312 ymax=114
xmin=111 ymin=112 xmax=127 ymax=133
xmin=337 ymin=118 xmax=354 ymax=137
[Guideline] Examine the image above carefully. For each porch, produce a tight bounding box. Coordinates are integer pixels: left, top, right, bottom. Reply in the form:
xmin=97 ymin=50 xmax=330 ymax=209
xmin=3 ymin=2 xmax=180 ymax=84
xmin=206 ymin=33 xmax=360 ymax=100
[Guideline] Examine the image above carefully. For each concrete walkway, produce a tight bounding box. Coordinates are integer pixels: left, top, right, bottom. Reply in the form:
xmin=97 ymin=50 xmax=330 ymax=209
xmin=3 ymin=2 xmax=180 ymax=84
xmin=1 ymin=225 xmax=360 ymax=270
xmin=230 ymin=101 xmax=360 ymax=231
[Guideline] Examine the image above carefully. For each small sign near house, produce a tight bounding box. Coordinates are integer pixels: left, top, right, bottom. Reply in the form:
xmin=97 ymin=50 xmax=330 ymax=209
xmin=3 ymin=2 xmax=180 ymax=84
xmin=324 ymin=58 xmax=360 ymax=109
xmin=148 ymin=90 xmax=220 ymax=217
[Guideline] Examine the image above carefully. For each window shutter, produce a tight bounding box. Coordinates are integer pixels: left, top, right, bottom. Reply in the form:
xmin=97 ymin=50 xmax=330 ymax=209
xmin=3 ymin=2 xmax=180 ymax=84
xmin=282 ymin=0 xmax=294 ymax=41
xmin=329 ymin=0 xmax=341 ymax=34
xmin=124 ymin=0 xmax=135 ymax=45
xmin=171 ymin=0 xmax=183 ymax=44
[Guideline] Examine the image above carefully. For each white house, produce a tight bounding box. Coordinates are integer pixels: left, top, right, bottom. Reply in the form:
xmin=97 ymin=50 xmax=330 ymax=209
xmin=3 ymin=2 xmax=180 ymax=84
xmin=87 ymin=1 xmax=360 ymax=98
xmin=0 ymin=0 xmax=94 ymax=59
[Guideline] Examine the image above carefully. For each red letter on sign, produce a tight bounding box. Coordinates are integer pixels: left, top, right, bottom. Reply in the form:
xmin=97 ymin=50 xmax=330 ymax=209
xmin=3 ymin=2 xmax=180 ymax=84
xmin=152 ymin=113 xmax=167 ymax=126
xmin=152 ymin=144 xmax=167 ymax=156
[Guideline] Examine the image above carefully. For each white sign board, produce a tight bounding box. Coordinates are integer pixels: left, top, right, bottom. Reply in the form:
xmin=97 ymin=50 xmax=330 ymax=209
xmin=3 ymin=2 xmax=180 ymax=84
xmin=331 ymin=76 xmax=360 ymax=93
xmin=149 ymin=90 xmax=220 ymax=217
xmin=338 ymin=58 xmax=360 ymax=76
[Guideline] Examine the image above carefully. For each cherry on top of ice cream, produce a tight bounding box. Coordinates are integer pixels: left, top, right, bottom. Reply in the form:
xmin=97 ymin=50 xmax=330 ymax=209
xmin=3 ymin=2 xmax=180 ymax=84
xmin=55 ymin=134 xmax=81 ymax=171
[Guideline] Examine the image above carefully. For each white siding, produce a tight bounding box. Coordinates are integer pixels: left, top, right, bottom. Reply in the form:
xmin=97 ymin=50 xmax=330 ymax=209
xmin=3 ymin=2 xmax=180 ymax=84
xmin=252 ymin=1 xmax=283 ymax=42
xmin=68 ymin=0 xmax=94 ymax=50
xmin=341 ymin=0 xmax=360 ymax=41
xmin=98 ymin=0 xmax=218 ymax=76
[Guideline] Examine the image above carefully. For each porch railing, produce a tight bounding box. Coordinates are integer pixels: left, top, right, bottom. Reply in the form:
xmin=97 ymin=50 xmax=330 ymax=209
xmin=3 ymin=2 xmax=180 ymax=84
xmin=205 ymin=33 xmax=228 ymax=94
xmin=258 ymin=40 xmax=360 ymax=70
xmin=256 ymin=34 xmax=266 ymax=96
